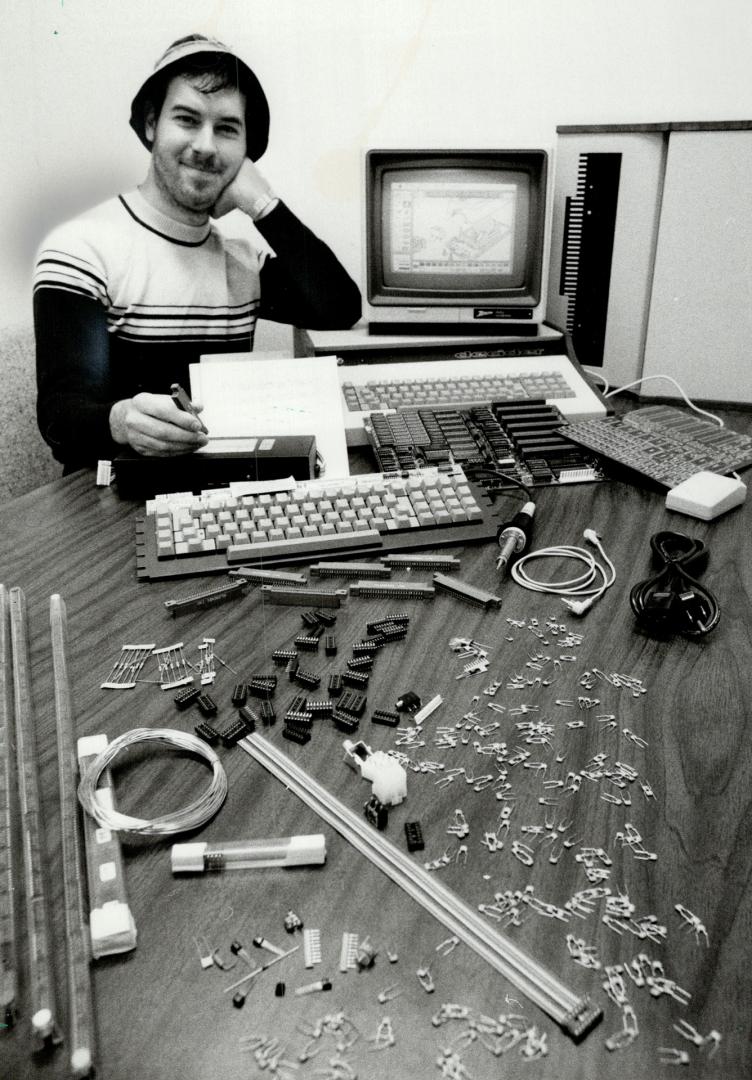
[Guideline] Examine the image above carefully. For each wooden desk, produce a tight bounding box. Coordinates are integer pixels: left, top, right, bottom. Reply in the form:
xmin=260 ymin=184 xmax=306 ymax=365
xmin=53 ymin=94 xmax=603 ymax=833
xmin=2 ymin=413 xmax=752 ymax=1080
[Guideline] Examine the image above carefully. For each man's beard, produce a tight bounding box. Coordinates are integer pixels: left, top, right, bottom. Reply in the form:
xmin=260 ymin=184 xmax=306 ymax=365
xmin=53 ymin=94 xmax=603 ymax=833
xmin=155 ymin=157 xmax=224 ymax=215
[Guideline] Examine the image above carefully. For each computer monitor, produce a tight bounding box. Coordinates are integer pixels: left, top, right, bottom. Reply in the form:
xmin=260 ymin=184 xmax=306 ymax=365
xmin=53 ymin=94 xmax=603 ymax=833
xmin=365 ymin=148 xmax=548 ymax=335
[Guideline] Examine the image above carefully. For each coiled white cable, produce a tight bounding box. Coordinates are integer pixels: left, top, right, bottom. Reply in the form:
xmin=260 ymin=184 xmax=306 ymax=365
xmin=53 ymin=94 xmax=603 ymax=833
xmin=510 ymin=530 xmax=616 ymax=615
xmin=77 ymin=728 xmax=228 ymax=836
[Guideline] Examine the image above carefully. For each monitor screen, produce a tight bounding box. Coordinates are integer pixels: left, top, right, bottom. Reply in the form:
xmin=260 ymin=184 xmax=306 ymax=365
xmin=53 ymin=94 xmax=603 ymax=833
xmin=366 ymin=149 xmax=548 ymax=334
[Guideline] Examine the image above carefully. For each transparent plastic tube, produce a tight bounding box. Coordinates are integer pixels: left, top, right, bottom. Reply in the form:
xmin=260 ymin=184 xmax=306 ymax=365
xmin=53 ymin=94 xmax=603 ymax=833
xmin=171 ymin=834 xmax=326 ymax=873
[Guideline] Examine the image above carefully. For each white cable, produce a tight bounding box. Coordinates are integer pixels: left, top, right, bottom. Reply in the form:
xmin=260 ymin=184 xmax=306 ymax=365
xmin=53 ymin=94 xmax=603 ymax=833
xmin=604 ymin=375 xmax=724 ymax=428
xmin=77 ymin=728 xmax=228 ymax=836
xmin=510 ymin=530 xmax=616 ymax=615
xmin=582 ymin=366 xmax=611 ymax=395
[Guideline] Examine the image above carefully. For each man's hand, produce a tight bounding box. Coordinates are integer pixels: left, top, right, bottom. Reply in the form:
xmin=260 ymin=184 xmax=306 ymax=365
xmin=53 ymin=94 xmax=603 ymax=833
xmin=109 ymin=393 xmax=209 ymax=456
xmin=211 ymin=158 xmax=278 ymax=220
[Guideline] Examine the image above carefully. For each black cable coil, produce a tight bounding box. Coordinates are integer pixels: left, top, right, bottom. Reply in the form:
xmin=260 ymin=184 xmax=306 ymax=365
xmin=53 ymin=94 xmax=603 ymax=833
xmin=629 ymin=531 xmax=720 ymax=638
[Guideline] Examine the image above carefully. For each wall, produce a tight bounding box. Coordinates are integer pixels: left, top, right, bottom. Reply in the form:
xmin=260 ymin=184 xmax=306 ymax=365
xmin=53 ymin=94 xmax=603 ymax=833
xmin=5 ymin=0 xmax=752 ymax=335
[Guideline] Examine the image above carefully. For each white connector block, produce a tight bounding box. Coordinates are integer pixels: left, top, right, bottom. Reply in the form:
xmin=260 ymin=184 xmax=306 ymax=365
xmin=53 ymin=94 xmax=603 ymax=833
xmin=360 ymin=751 xmax=407 ymax=806
xmin=342 ymin=739 xmax=407 ymax=805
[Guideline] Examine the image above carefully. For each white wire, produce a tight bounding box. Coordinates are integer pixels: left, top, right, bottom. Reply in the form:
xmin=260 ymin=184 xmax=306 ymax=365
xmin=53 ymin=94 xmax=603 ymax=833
xmin=510 ymin=534 xmax=616 ymax=613
xmin=603 ymin=375 xmax=724 ymax=428
xmin=511 ymin=546 xmax=604 ymax=595
xmin=77 ymin=728 xmax=228 ymax=836
xmin=582 ymin=366 xmax=611 ymax=395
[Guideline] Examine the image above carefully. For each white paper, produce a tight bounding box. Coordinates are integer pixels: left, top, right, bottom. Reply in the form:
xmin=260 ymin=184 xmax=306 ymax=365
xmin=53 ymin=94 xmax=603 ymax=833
xmin=189 ymin=353 xmax=350 ymax=478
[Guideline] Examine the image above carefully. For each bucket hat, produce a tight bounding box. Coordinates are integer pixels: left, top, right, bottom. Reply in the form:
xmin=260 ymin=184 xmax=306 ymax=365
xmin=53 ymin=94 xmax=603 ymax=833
xmin=129 ymin=34 xmax=270 ymax=161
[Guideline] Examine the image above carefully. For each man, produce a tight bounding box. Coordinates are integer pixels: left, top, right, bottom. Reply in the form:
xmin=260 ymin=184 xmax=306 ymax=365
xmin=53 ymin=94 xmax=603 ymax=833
xmin=34 ymin=35 xmax=361 ymax=469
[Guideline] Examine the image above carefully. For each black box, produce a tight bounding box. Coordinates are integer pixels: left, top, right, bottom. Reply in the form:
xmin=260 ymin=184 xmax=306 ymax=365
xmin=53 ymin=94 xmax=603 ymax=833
xmin=114 ymin=435 xmax=316 ymax=500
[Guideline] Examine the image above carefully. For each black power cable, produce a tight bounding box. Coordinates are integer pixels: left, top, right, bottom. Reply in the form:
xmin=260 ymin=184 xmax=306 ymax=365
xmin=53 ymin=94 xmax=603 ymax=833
xmin=629 ymin=531 xmax=720 ymax=638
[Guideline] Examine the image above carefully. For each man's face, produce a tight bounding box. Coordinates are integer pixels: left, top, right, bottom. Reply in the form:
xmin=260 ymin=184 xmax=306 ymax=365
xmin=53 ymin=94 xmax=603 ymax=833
xmin=143 ymin=75 xmax=247 ymax=224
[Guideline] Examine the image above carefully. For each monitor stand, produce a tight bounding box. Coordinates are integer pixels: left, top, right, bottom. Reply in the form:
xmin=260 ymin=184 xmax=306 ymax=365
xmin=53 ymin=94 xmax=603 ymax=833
xmin=295 ymin=321 xmax=565 ymax=364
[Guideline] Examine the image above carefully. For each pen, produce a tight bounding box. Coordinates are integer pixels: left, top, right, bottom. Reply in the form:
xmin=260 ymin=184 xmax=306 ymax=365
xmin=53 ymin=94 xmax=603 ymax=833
xmin=170 ymin=382 xmax=209 ymax=435
xmin=171 ymin=834 xmax=327 ymax=873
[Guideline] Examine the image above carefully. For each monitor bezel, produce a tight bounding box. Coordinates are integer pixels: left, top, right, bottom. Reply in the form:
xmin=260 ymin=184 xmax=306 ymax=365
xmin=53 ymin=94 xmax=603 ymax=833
xmin=366 ymin=149 xmax=548 ymax=310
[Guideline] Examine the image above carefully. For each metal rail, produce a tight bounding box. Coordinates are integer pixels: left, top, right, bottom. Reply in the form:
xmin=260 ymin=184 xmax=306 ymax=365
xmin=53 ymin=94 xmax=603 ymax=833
xmin=51 ymin=594 xmax=96 ymax=1076
xmin=9 ymin=587 xmax=62 ymax=1048
xmin=0 ymin=585 xmax=17 ymax=1027
xmin=241 ymin=732 xmax=602 ymax=1040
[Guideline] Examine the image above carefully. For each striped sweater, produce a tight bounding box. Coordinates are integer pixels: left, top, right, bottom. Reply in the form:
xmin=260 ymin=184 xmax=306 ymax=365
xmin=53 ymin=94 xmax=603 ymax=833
xmin=34 ymin=189 xmax=360 ymax=467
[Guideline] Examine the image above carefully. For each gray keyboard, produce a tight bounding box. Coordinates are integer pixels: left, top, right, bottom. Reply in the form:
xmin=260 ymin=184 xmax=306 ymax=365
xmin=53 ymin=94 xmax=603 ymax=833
xmin=342 ymin=370 xmax=573 ymax=412
xmin=137 ymin=464 xmax=499 ymax=581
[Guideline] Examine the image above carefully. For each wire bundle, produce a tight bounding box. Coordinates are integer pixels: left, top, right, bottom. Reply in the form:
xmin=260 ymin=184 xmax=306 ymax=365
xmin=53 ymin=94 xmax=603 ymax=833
xmin=629 ymin=531 xmax=720 ymax=638
xmin=77 ymin=728 xmax=228 ymax=836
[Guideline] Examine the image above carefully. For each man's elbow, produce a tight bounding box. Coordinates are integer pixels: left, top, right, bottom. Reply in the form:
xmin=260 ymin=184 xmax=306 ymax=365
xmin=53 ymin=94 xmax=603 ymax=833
xmin=310 ymin=282 xmax=362 ymax=330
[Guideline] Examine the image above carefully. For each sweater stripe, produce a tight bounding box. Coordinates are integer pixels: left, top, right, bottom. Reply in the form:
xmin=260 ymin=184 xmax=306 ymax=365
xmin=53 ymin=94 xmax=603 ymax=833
xmin=34 ymin=253 xmax=112 ymax=305
xmin=115 ymin=331 xmax=252 ymax=342
xmin=34 ymin=189 xmax=263 ymax=352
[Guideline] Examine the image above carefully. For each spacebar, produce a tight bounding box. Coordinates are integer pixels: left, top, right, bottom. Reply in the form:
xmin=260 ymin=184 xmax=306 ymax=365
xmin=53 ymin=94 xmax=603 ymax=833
xmin=226 ymin=528 xmax=384 ymax=564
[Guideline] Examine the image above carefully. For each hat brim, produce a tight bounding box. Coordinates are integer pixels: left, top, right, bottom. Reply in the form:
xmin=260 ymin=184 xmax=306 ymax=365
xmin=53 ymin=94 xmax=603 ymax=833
xmin=129 ymin=50 xmax=269 ymax=162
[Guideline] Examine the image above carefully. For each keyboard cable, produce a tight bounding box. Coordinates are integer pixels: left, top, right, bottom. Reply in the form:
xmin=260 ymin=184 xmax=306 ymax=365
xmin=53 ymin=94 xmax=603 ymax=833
xmin=462 ymin=466 xmax=537 ymax=580
xmin=463 ymin=465 xmax=532 ymax=500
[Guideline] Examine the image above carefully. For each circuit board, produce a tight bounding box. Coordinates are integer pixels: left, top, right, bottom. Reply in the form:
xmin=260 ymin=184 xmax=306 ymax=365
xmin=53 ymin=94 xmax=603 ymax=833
xmin=364 ymin=400 xmax=606 ymax=490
